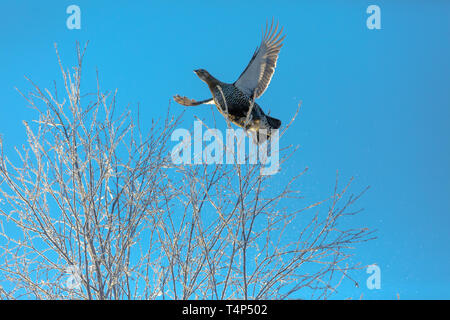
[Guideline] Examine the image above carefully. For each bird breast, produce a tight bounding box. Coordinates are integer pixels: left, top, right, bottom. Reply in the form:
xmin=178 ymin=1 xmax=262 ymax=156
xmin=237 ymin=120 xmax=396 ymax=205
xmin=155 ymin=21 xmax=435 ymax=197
xmin=212 ymin=84 xmax=250 ymax=113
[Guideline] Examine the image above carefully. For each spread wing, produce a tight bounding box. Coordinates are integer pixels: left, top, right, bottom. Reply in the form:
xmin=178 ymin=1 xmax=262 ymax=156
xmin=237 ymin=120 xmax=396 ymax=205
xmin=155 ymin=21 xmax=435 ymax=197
xmin=234 ymin=20 xmax=285 ymax=99
xmin=173 ymin=95 xmax=214 ymax=106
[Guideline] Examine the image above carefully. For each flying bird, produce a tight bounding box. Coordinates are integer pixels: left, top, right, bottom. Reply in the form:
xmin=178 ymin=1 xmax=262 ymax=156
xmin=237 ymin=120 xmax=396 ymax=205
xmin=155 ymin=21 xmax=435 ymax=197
xmin=173 ymin=21 xmax=285 ymax=144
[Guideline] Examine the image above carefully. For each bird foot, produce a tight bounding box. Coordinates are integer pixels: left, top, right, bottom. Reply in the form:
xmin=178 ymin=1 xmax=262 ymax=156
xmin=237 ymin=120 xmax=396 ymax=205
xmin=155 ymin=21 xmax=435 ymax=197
xmin=173 ymin=95 xmax=198 ymax=106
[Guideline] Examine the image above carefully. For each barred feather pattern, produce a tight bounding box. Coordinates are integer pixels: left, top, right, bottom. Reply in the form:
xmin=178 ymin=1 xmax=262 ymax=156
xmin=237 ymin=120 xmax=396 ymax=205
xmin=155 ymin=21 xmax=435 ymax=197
xmin=212 ymin=84 xmax=273 ymax=133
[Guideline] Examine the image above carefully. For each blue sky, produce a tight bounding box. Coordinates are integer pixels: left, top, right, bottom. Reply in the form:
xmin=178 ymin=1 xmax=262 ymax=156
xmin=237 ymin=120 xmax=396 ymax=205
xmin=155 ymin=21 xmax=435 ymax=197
xmin=0 ymin=0 xmax=449 ymax=299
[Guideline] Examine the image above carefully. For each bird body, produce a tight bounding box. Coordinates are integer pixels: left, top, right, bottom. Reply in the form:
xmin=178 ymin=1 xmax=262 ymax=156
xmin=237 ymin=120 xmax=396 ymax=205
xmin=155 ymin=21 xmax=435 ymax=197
xmin=211 ymin=82 xmax=280 ymax=136
xmin=174 ymin=21 xmax=285 ymax=143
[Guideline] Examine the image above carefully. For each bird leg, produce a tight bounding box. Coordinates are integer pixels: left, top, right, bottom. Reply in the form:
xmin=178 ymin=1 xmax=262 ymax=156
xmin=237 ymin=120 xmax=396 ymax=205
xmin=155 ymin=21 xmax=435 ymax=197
xmin=173 ymin=95 xmax=213 ymax=106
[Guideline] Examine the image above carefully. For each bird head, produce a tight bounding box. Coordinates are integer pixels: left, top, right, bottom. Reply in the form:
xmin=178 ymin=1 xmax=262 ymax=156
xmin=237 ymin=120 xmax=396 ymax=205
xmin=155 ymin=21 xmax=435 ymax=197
xmin=193 ymin=69 xmax=211 ymax=82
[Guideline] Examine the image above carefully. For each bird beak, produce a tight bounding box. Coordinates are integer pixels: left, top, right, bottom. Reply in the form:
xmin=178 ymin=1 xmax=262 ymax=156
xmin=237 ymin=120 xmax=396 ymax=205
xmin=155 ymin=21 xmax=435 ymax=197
xmin=193 ymin=69 xmax=200 ymax=74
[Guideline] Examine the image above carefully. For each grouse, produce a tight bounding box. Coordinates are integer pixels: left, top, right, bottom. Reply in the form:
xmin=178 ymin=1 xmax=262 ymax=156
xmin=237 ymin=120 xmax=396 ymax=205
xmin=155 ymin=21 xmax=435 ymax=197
xmin=174 ymin=21 xmax=285 ymax=144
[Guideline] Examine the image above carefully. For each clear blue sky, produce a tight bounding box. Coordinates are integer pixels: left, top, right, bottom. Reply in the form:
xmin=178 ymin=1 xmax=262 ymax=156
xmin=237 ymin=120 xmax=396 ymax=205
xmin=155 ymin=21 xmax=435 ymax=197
xmin=0 ymin=0 xmax=449 ymax=299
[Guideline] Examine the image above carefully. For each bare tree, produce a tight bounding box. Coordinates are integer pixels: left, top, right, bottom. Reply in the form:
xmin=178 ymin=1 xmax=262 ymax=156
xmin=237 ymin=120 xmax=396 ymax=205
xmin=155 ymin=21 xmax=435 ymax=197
xmin=0 ymin=43 xmax=374 ymax=300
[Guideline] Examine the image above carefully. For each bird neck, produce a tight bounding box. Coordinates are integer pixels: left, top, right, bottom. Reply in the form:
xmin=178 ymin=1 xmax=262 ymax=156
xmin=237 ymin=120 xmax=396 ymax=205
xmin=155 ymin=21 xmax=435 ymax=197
xmin=202 ymin=73 xmax=220 ymax=89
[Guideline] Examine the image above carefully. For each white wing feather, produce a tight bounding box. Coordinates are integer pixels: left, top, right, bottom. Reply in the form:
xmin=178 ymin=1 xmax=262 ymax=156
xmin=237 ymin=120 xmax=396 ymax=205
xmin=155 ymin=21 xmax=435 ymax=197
xmin=234 ymin=21 xmax=285 ymax=99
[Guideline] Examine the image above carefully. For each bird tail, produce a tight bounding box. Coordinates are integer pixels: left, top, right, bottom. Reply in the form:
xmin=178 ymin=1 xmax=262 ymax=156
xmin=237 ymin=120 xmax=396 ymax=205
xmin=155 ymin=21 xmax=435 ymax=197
xmin=266 ymin=116 xmax=281 ymax=130
xmin=253 ymin=116 xmax=281 ymax=144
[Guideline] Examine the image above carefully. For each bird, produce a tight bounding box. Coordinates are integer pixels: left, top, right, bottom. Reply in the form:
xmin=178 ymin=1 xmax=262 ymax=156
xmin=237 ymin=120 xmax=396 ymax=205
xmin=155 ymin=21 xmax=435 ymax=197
xmin=173 ymin=20 xmax=285 ymax=144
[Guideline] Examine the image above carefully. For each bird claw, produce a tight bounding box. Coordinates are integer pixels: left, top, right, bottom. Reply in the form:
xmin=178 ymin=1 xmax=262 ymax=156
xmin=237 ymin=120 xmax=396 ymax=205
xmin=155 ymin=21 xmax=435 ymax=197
xmin=173 ymin=95 xmax=196 ymax=106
